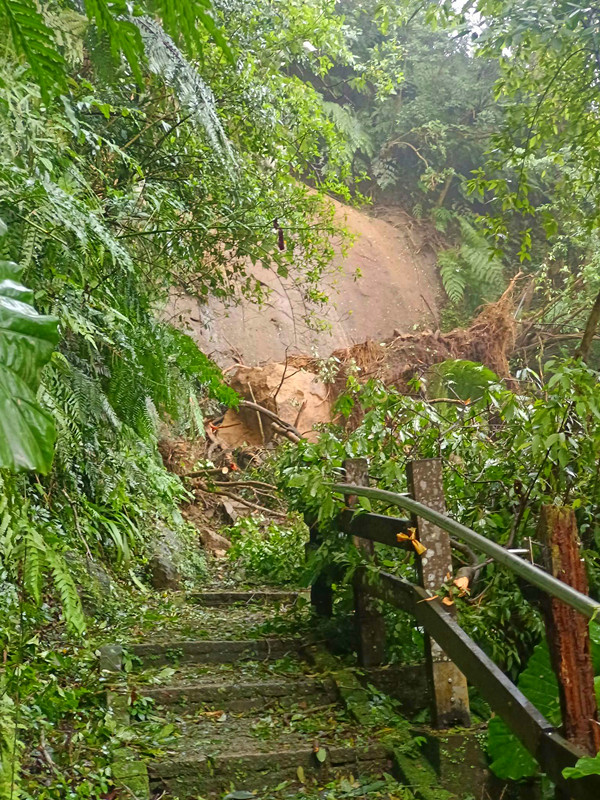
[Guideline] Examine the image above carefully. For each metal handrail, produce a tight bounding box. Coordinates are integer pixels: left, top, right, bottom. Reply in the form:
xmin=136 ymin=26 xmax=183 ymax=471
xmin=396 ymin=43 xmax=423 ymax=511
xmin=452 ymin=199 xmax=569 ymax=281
xmin=330 ymin=483 xmax=600 ymax=620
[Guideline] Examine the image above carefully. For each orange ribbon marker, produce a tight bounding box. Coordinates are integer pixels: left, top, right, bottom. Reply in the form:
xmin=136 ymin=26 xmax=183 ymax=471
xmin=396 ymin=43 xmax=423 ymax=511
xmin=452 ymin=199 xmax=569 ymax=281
xmin=396 ymin=526 xmax=427 ymax=556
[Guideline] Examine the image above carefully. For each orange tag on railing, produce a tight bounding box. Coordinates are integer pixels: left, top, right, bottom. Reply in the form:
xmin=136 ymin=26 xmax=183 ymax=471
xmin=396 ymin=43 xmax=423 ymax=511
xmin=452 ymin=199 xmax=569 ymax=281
xmin=397 ymin=527 xmax=427 ymax=556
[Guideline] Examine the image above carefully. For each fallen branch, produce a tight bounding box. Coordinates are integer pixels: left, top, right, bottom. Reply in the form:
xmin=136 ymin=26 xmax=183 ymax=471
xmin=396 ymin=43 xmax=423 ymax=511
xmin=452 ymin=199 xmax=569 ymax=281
xmin=238 ymin=400 xmax=304 ymax=440
xmin=194 ymin=483 xmax=288 ymax=519
xmin=271 ymin=422 xmax=302 ymax=443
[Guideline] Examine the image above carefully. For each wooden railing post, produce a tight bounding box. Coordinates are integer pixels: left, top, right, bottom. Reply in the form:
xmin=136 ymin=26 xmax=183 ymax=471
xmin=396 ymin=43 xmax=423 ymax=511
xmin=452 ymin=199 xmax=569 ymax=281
xmin=343 ymin=458 xmax=386 ymax=667
xmin=407 ymin=458 xmax=471 ymax=727
xmin=538 ymin=505 xmax=600 ymax=755
xmin=304 ymin=512 xmax=333 ymax=618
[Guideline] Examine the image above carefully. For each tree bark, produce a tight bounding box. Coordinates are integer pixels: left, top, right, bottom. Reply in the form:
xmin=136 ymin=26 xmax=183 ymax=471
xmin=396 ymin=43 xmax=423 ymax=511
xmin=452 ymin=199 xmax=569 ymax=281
xmin=576 ymin=288 xmax=600 ymax=362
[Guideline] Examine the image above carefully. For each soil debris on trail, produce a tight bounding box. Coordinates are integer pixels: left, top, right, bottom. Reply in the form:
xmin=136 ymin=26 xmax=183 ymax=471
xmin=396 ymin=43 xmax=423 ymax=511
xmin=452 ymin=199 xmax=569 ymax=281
xmin=204 ymin=280 xmax=520 ymax=448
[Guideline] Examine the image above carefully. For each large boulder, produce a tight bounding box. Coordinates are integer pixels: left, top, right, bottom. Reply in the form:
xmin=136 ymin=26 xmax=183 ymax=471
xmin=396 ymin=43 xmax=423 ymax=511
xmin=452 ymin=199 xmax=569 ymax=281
xmin=148 ymin=523 xmax=184 ymax=590
xmin=216 ymin=363 xmax=331 ymax=447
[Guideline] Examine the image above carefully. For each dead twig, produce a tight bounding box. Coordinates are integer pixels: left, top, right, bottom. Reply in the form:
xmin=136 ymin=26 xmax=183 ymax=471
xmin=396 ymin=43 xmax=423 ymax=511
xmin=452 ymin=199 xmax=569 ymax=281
xmin=194 ymin=484 xmax=288 ymax=519
xmin=238 ymin=400 xmax=304 ymax=440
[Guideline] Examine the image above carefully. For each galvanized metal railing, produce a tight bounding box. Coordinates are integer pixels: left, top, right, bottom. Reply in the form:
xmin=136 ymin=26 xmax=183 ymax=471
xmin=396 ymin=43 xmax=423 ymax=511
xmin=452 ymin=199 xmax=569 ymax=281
xmin=331 ymin=482 xmax=600 ymax=620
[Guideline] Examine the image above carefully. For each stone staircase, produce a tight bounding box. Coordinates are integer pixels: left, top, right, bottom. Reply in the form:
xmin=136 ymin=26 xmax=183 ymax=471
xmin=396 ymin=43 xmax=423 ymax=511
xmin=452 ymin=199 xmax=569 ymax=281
xmin=100 ymin=589 xmax=488 ymax=800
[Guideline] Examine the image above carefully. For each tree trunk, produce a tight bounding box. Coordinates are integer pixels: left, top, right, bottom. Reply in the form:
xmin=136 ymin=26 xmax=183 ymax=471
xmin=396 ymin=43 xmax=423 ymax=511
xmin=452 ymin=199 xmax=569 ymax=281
xmin=576 ymin=288 xmax=600 ymax=362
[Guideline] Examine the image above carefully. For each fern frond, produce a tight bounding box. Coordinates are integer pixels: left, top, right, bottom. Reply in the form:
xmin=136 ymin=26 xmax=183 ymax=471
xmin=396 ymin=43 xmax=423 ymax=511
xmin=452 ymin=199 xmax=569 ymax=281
xmin=84 ymin=0 xmax=144 ymax=82
xmin=22 ymin=530 xmax=46 ymax=605
xmin=322 ymin=101 xmax=374 ymax=157
xmin=149 ymin=0 xmax=233 ymax=61
xmin=458 ymin=218 xmax=505 ymax=296
xmin=0 ymin=688 xmax=20 ymax=799
xmin=431 ymin=206 xmax=454 ymax=233
xmin=188 ymin=391 xmax=206 ymax=439
xmin=0 ymin=0 xmax=66 ymax=98
xmin=134 ymin=16 xmax=233 ymax=161
xmin=438 ymin=248 xmax=466 ymax=304
xmin=45 ymin=547 xmax=86 ymax=635
xmin=372 ymin=157 xmax=399 ymax=191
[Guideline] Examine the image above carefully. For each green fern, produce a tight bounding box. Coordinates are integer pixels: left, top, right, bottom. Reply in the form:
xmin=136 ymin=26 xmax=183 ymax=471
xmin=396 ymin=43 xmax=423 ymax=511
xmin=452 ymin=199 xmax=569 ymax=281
xmin=22 ymin=530 xmax=45 ymax=605
xmin=438 ymin=248 xmax=466 ymax=304
xmin=45 ymin=547 xmax=86 ymax=635
xmin=149 ymin=0 xmax=233 ymax=61
xmin=0 ymin=0 xmax=66 ymax=98
xmin=322 ymin=101 xmax=374 ymax=157
xmin=458 ymin=218 xmax=505 ymax=295
xmin=438 ymin=218 xmax=505 ymax=305
xmin=0 ymin=688 xmax=20 ymax=799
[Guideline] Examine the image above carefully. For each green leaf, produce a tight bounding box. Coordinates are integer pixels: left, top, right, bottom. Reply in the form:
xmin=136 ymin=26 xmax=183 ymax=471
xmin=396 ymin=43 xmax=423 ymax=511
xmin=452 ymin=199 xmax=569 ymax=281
xmin=0 ymin=262 xmax=59 ymax=472
xmin=357 ymin=496 xmax=372 ymax=511
xmin=488 ymin=641 xmax=560 ymax=781
xmin=563 ymin=751 xmax=600 ymax=779
xmin=0 ymin=0 xmax=67 ymax=99
xmin=487 ymin=715 xmax=538 ymax=781
xmin=315 ymin=747 xmax=327 ymax=763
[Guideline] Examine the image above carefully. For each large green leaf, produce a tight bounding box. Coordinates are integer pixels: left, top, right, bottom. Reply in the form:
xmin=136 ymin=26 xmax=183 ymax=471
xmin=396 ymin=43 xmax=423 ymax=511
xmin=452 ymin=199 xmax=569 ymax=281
xmin=0 ymin=260 xmax=59 ymax=473
xmin=488 ymin=641 xmax=560 ymax=781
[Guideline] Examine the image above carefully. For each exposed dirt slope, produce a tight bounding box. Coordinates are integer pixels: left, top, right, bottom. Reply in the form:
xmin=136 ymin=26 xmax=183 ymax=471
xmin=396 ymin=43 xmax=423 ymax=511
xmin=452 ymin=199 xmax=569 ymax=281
xmin=167 ymin=199 xmax=441 ymax=367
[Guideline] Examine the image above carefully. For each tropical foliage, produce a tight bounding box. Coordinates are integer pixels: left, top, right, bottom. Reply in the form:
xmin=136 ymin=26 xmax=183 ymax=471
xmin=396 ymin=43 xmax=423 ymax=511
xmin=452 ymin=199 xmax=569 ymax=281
xmin=2 ymin=0 xmax=600 ymax=793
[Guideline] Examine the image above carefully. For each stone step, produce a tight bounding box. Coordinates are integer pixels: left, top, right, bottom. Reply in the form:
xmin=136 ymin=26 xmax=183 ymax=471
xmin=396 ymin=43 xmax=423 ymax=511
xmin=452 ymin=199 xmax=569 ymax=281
xmin=127 ymin=638 xmax=301 ymax=668
xmin=133 ymin=676 xmax=338 ymax=712
xmin=189 ymin=589 xmax=308 ymax=606
xmin=149 ymin=743 xmax=391 ymax=798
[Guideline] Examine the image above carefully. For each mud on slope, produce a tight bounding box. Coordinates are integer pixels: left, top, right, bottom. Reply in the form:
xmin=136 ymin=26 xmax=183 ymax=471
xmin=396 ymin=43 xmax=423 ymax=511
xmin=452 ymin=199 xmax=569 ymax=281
xmin=166 ymin=198 xmax=441 ymax=368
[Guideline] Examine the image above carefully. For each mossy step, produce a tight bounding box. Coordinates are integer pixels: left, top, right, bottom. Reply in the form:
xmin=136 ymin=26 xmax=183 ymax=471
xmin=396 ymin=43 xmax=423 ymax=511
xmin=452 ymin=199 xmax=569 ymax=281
xmin=127 ymin=638 xmax=301 ymax=667
xmin=189 ymin=590 xmax=308 ymax=606
xmin=149 ymin=743 xmax=391 ymax=798
xmin=129 ymin=676 xmax=338 ymax=712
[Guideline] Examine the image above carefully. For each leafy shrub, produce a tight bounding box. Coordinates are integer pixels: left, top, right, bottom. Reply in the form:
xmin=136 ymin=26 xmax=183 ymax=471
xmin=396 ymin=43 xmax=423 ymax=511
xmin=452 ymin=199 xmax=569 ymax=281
xmin=226 ymin=516 xmax=307 ymax=586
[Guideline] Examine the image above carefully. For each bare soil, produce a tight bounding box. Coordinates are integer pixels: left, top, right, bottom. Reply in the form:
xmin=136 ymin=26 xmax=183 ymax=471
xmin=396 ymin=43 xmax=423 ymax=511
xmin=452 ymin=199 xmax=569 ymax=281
xmin=167 ymin=199 xmax=441 ymax=367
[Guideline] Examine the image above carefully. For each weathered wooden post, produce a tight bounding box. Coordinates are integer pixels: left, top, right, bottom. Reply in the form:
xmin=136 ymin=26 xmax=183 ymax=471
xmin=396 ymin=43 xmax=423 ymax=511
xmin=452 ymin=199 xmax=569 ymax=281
xmin=538 ymin=505 xmax=600 ymax=755
xmin=304 ymin=512 xmax=333 ymax=618
xmin=407 ymin=458 xmax=471 ymax=727
xmin=343 ymin=458 xmax=386 ymax=667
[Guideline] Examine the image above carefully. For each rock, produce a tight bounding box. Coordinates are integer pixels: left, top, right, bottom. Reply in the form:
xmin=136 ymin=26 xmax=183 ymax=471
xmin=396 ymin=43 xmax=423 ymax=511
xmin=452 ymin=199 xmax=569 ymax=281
xmin=86 ymin=556 xmax=112 ymax=596
xmin=148 ymin=523 xmax=186 ymax=590
xmin=98 ymin=644 xmax=123 ymax=672
xmin=219 ymin=498 xmax=251 ymax=524
xmin=112 ymin=748 xmax=150 ymax=799
xmin=198 ymin=526 xmax=232 ymax=557
xmin=149 ymin=543 xmax=182 ymax=589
